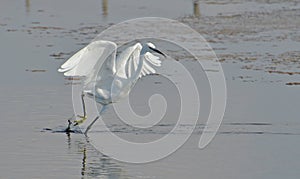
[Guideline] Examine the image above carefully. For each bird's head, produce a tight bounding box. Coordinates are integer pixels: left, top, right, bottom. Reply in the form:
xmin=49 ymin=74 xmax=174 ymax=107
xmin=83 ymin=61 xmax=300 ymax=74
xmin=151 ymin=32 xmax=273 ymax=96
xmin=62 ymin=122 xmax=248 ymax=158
xmin=144 ymin=42 xmax=166 ymax=58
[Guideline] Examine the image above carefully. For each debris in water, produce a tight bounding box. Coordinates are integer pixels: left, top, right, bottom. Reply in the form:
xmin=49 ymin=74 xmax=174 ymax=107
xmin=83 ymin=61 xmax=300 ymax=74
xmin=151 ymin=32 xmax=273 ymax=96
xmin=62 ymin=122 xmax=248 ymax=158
xmin=25 ymin=69 xmax=46 ymax=72
xmin=64 ymin=77 xmax=81 ymax=81
xmin=268 ymin=70 xmax=300 ymax=75
xmin=31 ymin=26 xmax=64 ymax=30
xmin=286 ymin=82 xmax=300 ymax=86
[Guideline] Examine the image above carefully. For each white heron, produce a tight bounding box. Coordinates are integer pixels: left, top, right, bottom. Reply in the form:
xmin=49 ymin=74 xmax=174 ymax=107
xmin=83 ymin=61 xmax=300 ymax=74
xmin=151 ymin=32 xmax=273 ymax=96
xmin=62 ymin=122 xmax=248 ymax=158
xmin=58 ymin=40 xmax=166 ymax=134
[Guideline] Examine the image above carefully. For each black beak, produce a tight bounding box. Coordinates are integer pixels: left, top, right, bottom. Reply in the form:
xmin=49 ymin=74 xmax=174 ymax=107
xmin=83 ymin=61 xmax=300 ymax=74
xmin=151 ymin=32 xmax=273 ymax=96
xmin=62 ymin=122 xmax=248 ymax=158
xmin=149 ymin=47 xmax=166 ymax=58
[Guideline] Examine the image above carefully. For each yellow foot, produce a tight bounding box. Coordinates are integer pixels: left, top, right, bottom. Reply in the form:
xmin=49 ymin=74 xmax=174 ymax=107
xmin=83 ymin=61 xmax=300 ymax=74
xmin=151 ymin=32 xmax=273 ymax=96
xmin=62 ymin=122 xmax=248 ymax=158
xmin=74 ymin=115 xmax=87 ymax=126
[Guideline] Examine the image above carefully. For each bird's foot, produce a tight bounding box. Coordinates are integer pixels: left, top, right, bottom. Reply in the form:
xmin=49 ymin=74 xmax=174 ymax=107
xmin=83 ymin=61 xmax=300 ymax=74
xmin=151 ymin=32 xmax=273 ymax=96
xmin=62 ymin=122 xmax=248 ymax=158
xmin=65 ymin=119 xmax=74 ymax=133
xmin=73 ymin=115 xmax=87 ymax=126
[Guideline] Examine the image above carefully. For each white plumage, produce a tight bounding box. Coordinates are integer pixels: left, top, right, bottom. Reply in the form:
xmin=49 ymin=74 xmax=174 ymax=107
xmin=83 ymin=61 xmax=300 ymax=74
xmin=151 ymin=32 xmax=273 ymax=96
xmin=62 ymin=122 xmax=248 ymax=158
xmin=58 ymin=40 xmax=165 ymax=133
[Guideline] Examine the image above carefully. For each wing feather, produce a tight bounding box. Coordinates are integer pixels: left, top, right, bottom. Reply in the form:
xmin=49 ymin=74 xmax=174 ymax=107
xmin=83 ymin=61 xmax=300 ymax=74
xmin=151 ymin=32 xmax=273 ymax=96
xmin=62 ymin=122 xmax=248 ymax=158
xmin=143 ymin=61 xmax=156 ymax=74
xmin=145 ymin=53 xmax=161 ymax=66
xmin=58 ymin=40 xmax=117 ymax=77
xmin=115 ymin=44 xmax=162 ymax=80
xmin=139 ymin=52 xmax=162 ymax=78
xmin=115 ymin=43 xmax=142 ymax=79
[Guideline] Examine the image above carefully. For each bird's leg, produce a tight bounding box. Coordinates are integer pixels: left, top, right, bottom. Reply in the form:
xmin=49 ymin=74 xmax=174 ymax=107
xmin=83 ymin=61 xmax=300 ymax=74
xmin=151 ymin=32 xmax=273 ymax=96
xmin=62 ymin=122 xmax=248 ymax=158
xmin=84 ymin=116 xmax=99 ymax=136
xmin=84 ymin=105 xmax=107 ymax=135
xmin=74 ymin=93 xmax=87 ymax=126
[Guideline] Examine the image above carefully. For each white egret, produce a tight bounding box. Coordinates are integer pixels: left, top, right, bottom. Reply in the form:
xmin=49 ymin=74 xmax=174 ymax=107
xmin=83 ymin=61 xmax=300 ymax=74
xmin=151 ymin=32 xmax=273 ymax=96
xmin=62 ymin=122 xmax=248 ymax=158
xmin=58 ymin=40 xmax=166 ymax=134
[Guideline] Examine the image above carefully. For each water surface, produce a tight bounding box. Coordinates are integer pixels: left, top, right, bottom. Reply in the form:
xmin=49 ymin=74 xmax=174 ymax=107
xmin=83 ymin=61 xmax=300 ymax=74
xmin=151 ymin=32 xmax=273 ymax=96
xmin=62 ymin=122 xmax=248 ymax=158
xmin=1 ymin=0 xmax=300 ymax=178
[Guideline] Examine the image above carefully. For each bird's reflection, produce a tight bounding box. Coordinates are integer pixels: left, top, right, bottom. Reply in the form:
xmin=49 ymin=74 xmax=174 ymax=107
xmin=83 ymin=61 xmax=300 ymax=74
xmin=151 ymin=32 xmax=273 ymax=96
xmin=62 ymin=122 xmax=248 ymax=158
xmin=193 ymin=0 xmax=200 ymax=17
xmin=81 ymin=147 xmax=87 ymax=177
xmin=67 ymin=132 xmax=71 ymax=150
xmin=66 ymin=132 xmax=129 ymax=179
xmin=102 ymin=0 xmax=108 ymax=17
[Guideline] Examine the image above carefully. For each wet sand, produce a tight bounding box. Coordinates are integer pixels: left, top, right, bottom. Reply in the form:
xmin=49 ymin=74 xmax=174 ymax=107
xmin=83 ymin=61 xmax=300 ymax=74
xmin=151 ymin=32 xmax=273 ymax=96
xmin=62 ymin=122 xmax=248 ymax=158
xmin=0 ymin=0 xmax=300 ymax=178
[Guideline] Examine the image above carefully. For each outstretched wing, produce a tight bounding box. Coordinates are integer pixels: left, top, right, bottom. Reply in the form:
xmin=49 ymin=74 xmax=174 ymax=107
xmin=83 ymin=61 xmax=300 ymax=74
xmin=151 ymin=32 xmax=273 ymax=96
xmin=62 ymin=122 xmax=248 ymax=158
xmin=58 ymin=40 xmax=117 ymax=78
xmin=114 ymin=43 xmax=162 ymax=80
xmin=114 ymin=43 xmax=143 ymax=79
xmin=139 ymin=52 xmax=162 ymax=78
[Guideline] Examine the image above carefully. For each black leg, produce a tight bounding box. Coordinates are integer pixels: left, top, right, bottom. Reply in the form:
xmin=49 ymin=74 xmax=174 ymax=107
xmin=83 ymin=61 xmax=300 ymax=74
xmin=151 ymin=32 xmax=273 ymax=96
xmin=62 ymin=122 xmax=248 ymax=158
xmin=84 ymin=105 xmax=107 ymax=135
xmin=77 ymin=93 xmax=86 ymax=118
xmin=84 ymin=116 xmax=99 ymax=135
xmin=81 ymin=93 xmax=86 ymax=117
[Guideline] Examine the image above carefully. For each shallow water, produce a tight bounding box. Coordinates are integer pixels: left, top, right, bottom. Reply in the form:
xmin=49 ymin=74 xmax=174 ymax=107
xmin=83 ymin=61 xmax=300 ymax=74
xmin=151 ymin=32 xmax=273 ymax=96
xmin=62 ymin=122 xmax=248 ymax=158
xmin=1 ymin=0 xmax=300 ymax=178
